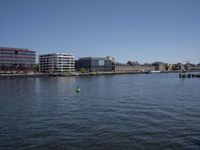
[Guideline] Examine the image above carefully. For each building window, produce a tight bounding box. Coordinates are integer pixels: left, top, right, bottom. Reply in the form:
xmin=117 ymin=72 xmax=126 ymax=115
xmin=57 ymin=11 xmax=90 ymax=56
xmin=99 ymin=60 xmax=105 ymax=66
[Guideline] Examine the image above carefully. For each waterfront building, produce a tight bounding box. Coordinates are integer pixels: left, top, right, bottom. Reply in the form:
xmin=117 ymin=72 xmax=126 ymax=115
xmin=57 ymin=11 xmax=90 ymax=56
xmin=127 ymin=61 xmax=140 ymax=66
xmin=39 ymin=53 xmax=75 ymax=73
xmin=75 ymin=57 xmax=113 ymax=72
xmin=184 ymin=63 xmax=200 ymax=71
xmin=152 ymin=62 xmax=167 ymax=71
xmin=113 ymin=63 xmax=155 ymax=73
xmin=106 ymin=56 xmax=115 ymax=63
xmin=0 ymin=47 xmax=36 ymax=72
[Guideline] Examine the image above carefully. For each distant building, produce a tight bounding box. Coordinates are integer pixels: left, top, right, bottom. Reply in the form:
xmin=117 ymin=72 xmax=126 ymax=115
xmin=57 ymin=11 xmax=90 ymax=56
xmin=127 ymin=61 xmax=140 ymax=66
xmin=39 ymin=53 xmax=75 ymax=73
xmin=0 ymin=47 xmax=36 ymax=72
xmin=184 ymin=63 xmax=200 ymax=71
xmin=114 ymin=61 xmax=169 ymax=73
xmin=113 ymin=63 xmax=155 ymax=73
xmin=106 ymin=56 xmax=115 ymax=62
xmin=152 ymin=62 xmax=167 ymax=71
xmin=75 ymin=57 xmax=113 ymax=72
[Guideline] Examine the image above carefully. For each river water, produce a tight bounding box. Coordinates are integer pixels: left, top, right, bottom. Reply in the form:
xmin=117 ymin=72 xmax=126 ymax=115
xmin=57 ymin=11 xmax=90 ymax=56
xmin=0 ymin=73 xmax=200 ymax=150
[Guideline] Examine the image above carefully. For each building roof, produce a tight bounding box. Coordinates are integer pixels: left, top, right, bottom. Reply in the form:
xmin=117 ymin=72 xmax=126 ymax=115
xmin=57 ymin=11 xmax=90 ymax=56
xmin=40 ymin=53 xmax=74 ymax=56
xmin=79 ymin=57 xmax=109 ymax=60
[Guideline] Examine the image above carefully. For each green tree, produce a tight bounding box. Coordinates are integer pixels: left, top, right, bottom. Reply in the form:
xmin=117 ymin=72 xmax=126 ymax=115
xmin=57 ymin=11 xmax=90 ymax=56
xmin=32 ymin=64 xmax=39 ymax=72
xmin=80 ymin=68 xmax=85 ymax=73
xmin=172 ymin=64 xmax=181 ymax=71
xmin=164 ymin=63 xmax=169 ymax=70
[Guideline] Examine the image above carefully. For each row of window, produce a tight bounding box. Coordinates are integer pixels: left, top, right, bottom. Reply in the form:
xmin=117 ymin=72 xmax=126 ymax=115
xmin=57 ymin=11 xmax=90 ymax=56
xmin=0 ymin=63 xmax=35 ymax=66
xmin=0 ymin=51 xmax=35 ymax=55
xmin=0 ymin=53 xmax=35 ymax=56
xmin=0 ymin=57 xmax=35 ymax=60
xmin=40 ymin=61 xmax=74 ymax=63
xmin=40 ymin=59 xmax=74 ymax=61
xmin=40 ymin=57 xmax=74 ymax=59
xmin=40 ymin=63 xmax=74 ymax=64
xmin=40 ymin=66 xmax=75 ymax=68
xmin=0 ymin=59 xmax=35 ymax=61
xmin=40 ymin=54 xmax=74 ymax=57
xmin=0 ymin=61 xmax=35 ymax=64
xmin=40 ymin=65 xmax=75 ymax=67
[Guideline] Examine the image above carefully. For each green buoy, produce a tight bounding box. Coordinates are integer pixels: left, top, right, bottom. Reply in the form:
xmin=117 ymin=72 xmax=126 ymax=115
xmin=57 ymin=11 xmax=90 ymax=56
xmin=76 ymin=86 xmax=80 ymax=92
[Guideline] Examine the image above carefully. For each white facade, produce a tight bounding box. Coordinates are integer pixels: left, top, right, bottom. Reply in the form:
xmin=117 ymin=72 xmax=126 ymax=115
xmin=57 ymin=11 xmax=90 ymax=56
xmin=39 ymin=53 xmax=75 ymax=73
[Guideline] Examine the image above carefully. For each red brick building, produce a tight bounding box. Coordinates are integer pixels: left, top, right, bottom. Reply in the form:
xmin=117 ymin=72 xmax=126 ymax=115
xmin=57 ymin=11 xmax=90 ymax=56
xmin=0 ymin=47 xmax=36 ymax=73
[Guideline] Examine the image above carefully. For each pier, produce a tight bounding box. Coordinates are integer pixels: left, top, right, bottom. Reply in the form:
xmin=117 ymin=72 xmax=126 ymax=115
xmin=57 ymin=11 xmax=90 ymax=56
xmin=179 ymin=73 xmax=200 ymax=78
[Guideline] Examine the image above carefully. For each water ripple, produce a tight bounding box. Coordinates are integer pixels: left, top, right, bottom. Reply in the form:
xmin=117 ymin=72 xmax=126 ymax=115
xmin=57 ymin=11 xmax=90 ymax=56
xmin=0 ymin=74 xmax=200 ymax=150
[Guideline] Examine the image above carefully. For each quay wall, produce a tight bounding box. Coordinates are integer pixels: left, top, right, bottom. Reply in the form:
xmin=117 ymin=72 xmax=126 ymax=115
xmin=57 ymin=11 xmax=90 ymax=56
xmin=0 ymin=73 xmax=49 ymax=78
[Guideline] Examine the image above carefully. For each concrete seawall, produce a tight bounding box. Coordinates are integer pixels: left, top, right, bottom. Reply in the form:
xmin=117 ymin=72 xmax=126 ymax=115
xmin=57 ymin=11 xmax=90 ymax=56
xmin=0 ymin=71 xmax=181 ymax=78
xmin=0 ymin=73 xmax=49 ymax=78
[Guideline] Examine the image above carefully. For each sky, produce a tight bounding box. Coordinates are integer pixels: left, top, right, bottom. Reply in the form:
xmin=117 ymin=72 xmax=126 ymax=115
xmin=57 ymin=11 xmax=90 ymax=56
xmin=0 ymin=0 xmax=200 ymax=64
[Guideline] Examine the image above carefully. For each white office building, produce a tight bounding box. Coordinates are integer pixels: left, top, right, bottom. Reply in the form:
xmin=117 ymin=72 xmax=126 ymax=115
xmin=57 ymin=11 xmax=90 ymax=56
xmin=39 ymin=53 xmax=75 ymax=73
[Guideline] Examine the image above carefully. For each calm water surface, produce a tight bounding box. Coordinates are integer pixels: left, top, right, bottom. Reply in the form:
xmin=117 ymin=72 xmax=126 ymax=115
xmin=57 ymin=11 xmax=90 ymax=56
xmin=0 ymin=73 xmax=200 ymax=150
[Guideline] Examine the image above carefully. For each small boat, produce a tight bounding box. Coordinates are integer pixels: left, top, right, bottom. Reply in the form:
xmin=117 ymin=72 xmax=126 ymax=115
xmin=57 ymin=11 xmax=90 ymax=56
xmin=150 ymin=71 xmax=161 ymax=73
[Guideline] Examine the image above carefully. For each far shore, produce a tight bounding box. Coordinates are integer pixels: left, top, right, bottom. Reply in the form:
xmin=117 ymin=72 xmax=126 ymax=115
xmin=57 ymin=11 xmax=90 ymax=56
xmin=0 ymin=70 xmax=186 ymax=78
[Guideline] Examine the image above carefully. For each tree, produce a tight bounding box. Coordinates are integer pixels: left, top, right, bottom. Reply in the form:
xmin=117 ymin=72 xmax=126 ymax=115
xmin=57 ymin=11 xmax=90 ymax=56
xmin=172 ymin=64 xmax=181 ymax=71
xmin=80 ymin=68 xmax=86 ymax=73
xmin=164 ymin=63 xmax=169 ymax=70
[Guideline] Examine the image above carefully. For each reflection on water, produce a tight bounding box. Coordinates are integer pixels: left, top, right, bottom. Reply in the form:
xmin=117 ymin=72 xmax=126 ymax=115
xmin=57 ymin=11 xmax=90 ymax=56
xmin=0 ymin=74 xmax=200 ymax=150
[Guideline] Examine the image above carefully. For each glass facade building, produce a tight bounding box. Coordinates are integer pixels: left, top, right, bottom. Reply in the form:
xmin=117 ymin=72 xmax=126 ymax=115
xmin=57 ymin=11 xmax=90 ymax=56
xmin=75 ymin=57 xmax=113 ymax=72
xmin=0 ymin=47 xmax=36 ymax=72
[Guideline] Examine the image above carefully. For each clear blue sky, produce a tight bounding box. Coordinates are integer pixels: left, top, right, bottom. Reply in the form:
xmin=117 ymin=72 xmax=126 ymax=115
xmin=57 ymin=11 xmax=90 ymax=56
xmin=0 ymin=0 xmax=200 ymax=64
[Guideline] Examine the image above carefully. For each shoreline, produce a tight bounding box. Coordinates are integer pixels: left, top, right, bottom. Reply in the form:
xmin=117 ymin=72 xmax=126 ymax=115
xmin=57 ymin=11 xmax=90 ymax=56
xmin=0 ymin=73 xmax=49 ymax=78
xmin=0 ymin=71 xmax=182 ymax=78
